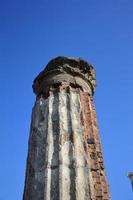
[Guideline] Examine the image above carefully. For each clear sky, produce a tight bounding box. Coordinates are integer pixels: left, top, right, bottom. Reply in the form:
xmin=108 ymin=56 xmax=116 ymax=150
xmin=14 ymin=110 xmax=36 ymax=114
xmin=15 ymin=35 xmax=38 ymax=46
xmin=0 ymin=0 xmax=133 ymax=199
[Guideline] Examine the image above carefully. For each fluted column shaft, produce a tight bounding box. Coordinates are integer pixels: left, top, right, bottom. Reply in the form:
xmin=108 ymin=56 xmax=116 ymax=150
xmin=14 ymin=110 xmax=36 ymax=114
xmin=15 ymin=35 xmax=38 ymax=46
xmin=23 ymin=57 xmax=110 ymax=200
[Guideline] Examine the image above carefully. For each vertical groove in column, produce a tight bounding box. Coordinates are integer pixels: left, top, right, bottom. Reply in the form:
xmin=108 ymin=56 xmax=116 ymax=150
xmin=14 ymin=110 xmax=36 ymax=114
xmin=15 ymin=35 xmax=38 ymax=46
xmin=50 ymin=91 xmax=60 ymax=200
xmin=66 ymin=89 xmax=76 ymax=200
xmin=70 ymin=89 xmax=90 ymax=200
xmin=45 ymin=91 xmax=60 ymax=200
xmin=35 ymin=97 xmax=49 ymax=200
xmin=59 ymin=90 xmax=71 ymax=200
xmin=45 ymin=94 xmax=54 ymax=200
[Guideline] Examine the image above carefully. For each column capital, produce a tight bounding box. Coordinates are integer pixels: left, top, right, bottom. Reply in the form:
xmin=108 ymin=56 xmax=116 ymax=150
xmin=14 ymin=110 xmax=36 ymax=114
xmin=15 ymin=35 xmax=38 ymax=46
xmin=33 ymin=56 xmax=96 ymax=96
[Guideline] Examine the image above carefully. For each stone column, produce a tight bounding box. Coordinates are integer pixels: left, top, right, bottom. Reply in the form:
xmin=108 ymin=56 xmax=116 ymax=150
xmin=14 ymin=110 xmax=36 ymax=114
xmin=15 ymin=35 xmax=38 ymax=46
xmin=23 ymin=57 xmax=110 ymax=200
xmin=128 ymin=172 xmax=133 ymax=190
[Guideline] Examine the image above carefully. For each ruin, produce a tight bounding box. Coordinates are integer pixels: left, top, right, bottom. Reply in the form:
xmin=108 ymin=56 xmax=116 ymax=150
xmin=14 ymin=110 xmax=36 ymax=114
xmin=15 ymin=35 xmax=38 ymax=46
xmin=128 ymin=172 xmax=133 ymax=191
xmin=23 ymin=56 xmax=110 ymax=200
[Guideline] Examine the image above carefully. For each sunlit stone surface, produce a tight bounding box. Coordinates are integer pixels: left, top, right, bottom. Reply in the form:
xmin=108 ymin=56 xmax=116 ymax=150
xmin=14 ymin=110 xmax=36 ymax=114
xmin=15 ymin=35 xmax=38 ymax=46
xmin=23 ymin=57 xmax=110 ymax=200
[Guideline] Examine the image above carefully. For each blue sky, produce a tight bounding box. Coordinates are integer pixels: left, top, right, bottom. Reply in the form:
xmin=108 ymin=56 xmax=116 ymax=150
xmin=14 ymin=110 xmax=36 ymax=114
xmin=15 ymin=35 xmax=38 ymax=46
xmin=0 ymin=0 xmax=133 ymax=199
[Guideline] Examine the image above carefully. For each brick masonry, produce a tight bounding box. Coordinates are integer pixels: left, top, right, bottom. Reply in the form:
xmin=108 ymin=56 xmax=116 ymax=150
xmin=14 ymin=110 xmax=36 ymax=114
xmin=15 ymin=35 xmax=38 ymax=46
xmin=23 ymin=57 xmax=110 ymax=200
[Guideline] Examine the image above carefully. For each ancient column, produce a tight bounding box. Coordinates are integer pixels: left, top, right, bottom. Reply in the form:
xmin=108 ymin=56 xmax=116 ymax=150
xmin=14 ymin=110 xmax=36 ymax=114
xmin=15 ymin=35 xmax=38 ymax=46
xmin=23 ymin=56 xmax=110 ymax=200
xmin=128 ymin=172 xmax=133 ymax=190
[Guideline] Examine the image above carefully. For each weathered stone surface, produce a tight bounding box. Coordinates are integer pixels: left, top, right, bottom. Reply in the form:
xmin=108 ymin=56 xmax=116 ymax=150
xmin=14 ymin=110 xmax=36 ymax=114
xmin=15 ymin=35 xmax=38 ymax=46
xmin=33 ymin=56 xmax=96 ymax=96
xmin=128 ymin=172 xmax=133 ymax=190
xmin=23 ymin=57 xmax=110 ymax=200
